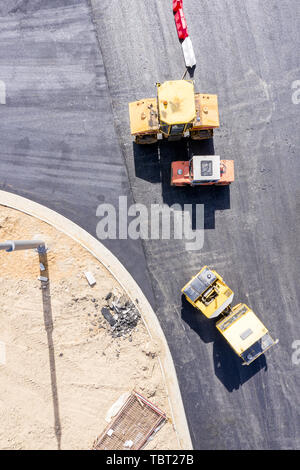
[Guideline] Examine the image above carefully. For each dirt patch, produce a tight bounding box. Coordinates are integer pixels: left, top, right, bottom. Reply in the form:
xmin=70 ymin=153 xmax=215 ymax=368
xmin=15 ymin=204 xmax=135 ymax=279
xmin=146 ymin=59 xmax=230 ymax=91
xmin=0 ymin=206 xmax=178 ymax=450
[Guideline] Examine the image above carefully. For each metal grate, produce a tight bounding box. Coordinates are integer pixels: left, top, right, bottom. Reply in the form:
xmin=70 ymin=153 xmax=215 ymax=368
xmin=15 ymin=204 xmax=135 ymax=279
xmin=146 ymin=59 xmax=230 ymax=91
xmin=92 ymin=392 xmax=167 ymax=450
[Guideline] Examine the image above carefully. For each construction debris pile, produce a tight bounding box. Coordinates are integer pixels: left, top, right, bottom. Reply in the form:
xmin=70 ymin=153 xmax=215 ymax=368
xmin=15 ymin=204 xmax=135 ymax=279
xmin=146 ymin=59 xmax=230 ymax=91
xmin=101 ymin=292 xmax=141 ymax=339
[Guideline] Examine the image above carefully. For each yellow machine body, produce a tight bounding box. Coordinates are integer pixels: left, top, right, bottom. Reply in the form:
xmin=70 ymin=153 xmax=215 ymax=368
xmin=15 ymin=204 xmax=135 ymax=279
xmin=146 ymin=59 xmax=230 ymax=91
xmin=193 ymin=93 xmax=219 ymax=130
xmin=157 ymin=80 xmax=196 ymax=125
xmin=129 ymin=80 xmax=219 ymax=143
xmin=128 ymin=98 xmax=159 ymax=136
xmin=182 ymin=267 xmax=278 ymax=365
xmin=181 ymin=266 xmax=234 ymax=319
xmin=216 ymin=303 xmax=278 ymax=365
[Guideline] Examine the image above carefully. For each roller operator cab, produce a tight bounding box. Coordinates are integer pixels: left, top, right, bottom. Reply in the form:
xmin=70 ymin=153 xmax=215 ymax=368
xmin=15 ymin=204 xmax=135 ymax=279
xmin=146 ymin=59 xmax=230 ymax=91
xmin=171 ymin=155 xmax=234 ymax=186
xmin=129 ymin=80 xmax=219 ymax=144
xmin=182 ymin=266 xmax=278 ymax=365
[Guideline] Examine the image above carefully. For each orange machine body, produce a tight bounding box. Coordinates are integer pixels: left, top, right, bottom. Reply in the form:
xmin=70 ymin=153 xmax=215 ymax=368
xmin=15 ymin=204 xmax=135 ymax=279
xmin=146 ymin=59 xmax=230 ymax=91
xmin=171 ymin=156 xmax=234 ymax=186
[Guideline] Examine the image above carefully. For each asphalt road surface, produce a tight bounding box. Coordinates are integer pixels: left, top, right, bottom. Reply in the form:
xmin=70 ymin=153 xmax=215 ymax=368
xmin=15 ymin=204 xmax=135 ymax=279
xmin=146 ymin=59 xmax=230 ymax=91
xmin=1 ymin=0 xmax=300 ymax=449
xmin=0 ymin=0 xmax=154 ymax=304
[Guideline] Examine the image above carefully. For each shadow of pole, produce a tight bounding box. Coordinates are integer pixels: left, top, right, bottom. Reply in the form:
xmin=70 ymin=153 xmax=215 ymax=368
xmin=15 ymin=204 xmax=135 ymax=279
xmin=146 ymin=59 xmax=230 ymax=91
xmin=39 ymin=252 xmax=62 ymax=450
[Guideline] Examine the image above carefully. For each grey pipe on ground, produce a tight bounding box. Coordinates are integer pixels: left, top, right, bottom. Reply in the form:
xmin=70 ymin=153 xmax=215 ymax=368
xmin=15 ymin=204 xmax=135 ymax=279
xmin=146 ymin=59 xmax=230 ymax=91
xmin=0 ymin=240 xmax=46 ymax=253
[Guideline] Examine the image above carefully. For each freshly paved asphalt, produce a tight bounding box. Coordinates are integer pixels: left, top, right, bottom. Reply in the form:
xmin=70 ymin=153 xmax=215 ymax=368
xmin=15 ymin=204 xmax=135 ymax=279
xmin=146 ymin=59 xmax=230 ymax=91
xmin=1 ymin=0 xmax=300 ymax=449
xmin=0 ymin=0 xmax=154 ymax=304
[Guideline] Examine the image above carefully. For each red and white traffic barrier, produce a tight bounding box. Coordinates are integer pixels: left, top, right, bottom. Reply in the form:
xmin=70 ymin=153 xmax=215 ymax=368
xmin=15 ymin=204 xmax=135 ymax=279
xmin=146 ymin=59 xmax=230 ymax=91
xmin=182 ymin=36 xmax=196 ymax=68
xmin=173 ymin=0 xmax=183 ymax=12
xmin=174 ymin=7 xmax=188 ymax=40
xmin=172 ymin=1 xmax=196 ymax=68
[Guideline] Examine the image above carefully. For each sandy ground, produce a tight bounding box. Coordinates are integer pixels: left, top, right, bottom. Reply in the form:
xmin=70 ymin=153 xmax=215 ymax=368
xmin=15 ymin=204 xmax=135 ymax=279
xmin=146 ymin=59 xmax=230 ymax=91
xmin=0 ymin=206 xmax=178 ymax=450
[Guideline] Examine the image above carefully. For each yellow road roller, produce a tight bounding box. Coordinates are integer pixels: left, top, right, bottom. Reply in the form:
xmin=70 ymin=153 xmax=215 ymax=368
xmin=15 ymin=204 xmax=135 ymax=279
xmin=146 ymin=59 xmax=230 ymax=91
xmin=182 ymin=266 xmax=278 ymax=365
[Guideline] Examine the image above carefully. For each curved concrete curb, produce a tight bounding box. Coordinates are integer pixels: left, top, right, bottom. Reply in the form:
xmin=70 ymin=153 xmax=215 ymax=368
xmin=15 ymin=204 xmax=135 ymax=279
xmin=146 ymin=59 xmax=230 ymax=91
xmin=0 ymin=191 xmax=193 ymax=450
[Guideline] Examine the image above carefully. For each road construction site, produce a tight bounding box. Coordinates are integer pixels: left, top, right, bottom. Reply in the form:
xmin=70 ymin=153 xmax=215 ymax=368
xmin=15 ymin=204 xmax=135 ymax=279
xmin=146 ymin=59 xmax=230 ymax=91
xmin=0 ymin=0 xmax=299 ymax=449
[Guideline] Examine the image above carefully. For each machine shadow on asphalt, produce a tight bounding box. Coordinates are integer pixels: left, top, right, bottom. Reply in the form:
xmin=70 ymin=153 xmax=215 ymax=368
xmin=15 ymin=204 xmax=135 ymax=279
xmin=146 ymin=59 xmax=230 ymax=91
xmin=133 ymin=138 xmax=231 ymax=229
xmin=181 ymin=295 xmax=268 ymax=392
xmin=39 ymin=253 xmax=62 ymax=450
xmin=133 ymin=141 xmax=161 ymax=184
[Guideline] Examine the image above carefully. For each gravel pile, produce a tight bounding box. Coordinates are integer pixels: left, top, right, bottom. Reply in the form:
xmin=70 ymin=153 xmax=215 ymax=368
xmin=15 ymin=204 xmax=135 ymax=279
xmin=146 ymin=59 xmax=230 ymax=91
xmin=101 ymin=292 xmax=141 ymax=338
